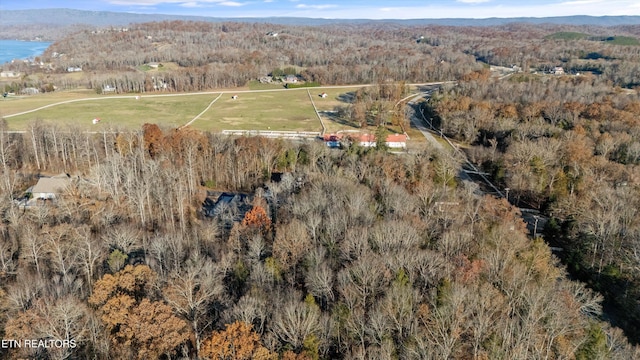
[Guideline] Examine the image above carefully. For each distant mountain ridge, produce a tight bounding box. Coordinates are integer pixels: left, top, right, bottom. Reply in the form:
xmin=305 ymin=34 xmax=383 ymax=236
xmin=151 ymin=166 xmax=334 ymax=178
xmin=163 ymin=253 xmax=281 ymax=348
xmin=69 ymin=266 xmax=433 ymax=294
xmin=2 ymin=8 xmax=640 ymax=27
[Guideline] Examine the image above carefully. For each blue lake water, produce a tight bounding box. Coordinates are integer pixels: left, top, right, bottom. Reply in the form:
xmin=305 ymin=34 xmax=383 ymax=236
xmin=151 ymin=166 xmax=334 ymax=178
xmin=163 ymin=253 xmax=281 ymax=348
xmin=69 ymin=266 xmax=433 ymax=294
xmin=0 ymin=40 xmax=52 ymax=64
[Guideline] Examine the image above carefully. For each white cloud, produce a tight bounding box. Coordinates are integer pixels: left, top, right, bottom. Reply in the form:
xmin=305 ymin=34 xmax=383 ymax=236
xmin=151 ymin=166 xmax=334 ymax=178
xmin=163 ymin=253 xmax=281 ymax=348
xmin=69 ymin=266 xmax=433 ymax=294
xmin=295 ymin=4 xmax=337 ymax=10
xmin=180 ymin=1 xmax=201 ymax=7
xmin=558 ymin=0 xmax=605 ymax=5
xmin=219 ymin=1 xmax=245 ymax=6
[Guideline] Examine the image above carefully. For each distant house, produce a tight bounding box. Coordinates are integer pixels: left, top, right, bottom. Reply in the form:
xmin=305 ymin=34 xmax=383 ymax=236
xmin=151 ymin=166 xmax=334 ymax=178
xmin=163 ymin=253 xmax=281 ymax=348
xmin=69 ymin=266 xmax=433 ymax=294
xmin=356 ymin=134 xmax=377 ymax=147
xmin=323 ymin=134 xmax=342 ymax=148
xmin=147 ymin=62 xmax=159 ymax=69
xmin=102 ymin=85 xmax=116 ymax=93
xmin=20 ymin=87 xmax=40 ymax=95
xmin=385 ymin=134 xmax=408 ymax=148
xmin=324 ymin=132 xmax=407 ymax=149
xmin=203 ymin=192 xmax=252 ymax=225
xmin=266 ymin=31 xmax=278 ymax=37
xmin=30 ymin=174 xmax=71 ymax=200
xmin=0 ymin=71 xmax=20 ymax=78
xmin=553 ymin=66 xmax=565 ymax=75
xmin=67 ymin=66 xmax=82 ymax=72
xmin=285 ymin=75 xmax=298 ymax=83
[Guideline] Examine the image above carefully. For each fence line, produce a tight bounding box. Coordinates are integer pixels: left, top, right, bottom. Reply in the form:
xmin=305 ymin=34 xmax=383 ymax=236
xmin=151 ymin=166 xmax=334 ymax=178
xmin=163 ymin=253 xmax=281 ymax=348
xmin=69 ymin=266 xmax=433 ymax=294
xmin=221 ymin=130 xmax=321 ymax=139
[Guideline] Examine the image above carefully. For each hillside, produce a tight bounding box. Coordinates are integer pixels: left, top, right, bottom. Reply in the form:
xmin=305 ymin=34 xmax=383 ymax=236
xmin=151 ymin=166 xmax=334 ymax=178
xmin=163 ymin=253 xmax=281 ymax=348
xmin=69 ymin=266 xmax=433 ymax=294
xmin=0 ymin=121 xmax=638 ymax=359
xmin=2 ymin=11 xmax=640 ymax=359
xmin=1 ymin=8 xmax=640 ymax=40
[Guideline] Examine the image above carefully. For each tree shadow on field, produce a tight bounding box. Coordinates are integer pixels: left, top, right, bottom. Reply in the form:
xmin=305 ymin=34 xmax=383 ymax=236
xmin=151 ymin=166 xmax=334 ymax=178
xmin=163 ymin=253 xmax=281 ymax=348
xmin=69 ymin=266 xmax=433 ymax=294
xmin=322 ymin=110 xmax=360 ymax=128
xmin=337 ymin=91 xmax=356 ymax=104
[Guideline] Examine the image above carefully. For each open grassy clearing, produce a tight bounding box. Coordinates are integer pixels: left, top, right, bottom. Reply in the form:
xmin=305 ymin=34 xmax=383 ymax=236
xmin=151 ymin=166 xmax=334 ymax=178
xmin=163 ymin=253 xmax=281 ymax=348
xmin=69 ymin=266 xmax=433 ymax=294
xmin=1 ymin=85 xmax=429 ymax=142
xmin=189 ymin=89 xmax=322 ymax=132
xmin=546 ymin=32 xmax=639 ymax=45
xmin=0 ymin=89 xmax=97 ymax=116
xmin=602 ymin=36 xmax=640 ymax=46
xmin=247 ymin=80 xmax=285 ymax=90
xmin=546 ymin=31 xmax=590 ymax=40
xmin=4 ymin=94 xmax=215 ymax=131
xmin=312 ymin=87 xmax=359 ymax=112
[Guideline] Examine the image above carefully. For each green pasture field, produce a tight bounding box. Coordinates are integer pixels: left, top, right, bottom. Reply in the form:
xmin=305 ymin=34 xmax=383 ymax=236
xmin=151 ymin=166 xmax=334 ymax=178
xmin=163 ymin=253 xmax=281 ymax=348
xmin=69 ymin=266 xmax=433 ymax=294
xmin=0 ymin=89 xmax=96 ymax=116
xmin=546 ymin=32 xmax=590 ymax=40
xmin=546 ymin=32 xmax=639 ymax=46
xmin=0 ymin=85 xmax=426 ymax=142
xmin=2 ymin=93 xmax=215 ymax=131
xmin=602 ymin=36 xmax=640 ymax=46
xmin=189 ymin=88 xmax=326 ymax=132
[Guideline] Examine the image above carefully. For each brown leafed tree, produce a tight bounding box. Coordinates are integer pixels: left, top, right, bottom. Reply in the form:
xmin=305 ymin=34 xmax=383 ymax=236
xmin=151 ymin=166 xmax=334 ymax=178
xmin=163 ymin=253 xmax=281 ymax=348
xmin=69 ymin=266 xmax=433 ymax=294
xmin=242 ymin=202 xmax=272 ymax=237
xmin=200 ymin=321 xmax=276 ymax=360
xmin=142 ymin=123 xmax=165 ymax=158
xmin=89 ymin=265 xmax=190 ymax=359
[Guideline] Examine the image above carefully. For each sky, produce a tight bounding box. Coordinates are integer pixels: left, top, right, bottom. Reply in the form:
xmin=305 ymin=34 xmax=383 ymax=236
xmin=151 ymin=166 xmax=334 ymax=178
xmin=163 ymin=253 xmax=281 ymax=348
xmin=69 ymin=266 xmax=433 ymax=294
xmin=1 ymin=0 xmax=640 ymax=19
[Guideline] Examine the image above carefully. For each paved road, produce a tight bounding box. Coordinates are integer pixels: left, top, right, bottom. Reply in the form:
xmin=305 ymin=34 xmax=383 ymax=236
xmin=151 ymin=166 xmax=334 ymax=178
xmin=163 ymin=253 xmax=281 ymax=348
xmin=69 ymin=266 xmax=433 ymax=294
xmin=406 ymin=91 xmax=444 ymax=151
xmin=404 ymin=88 xmax=549 ymax=237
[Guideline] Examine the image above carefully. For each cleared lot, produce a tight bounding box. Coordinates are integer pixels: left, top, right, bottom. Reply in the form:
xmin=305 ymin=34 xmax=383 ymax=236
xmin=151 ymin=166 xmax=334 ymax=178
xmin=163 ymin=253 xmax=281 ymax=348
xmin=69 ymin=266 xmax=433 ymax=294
xmin=0 ymin=86 xmax=420 ymax=137
xmin=0 ymin=88 xmax=354 ymax=132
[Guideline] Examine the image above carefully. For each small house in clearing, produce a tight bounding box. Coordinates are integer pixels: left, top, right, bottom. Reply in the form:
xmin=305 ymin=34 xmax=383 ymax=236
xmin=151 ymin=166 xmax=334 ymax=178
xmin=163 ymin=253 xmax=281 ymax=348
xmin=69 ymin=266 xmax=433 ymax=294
xmin=285 ymin=75 xmax=298 ymax=83
xmin=20 ymin=87 xmax=40 ymax=95
xmin=0 ymin=71 xmax=20 ymax=78
xmin=356 ymin=134 xmax=377 ymax=147
xmin=30 ymin=174 xmax=71 ymax=200
xmin=385 ymin=134 xmax=408 ymax=148
xmin=323 ymin=134 xmax=342 ymax=148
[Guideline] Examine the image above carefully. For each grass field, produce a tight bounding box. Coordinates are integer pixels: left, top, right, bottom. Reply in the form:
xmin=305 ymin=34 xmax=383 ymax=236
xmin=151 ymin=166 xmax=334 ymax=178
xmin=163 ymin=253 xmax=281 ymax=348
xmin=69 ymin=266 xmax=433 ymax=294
xmin=2 ymin=93 xmax=215 ymax=130
xmin=546 ymin=31 xmax=590 ymax=40
xmin=0 ymin=89 xmax=97 ymax=116
xmin=546 ymin=32 xmax=639 ymax=46
xmin=190 ymin=89 xmax=322 ymax=132
xmin=600 ymin=36 xmax=640 ymax=46
xmin=0 ymin=85 xmax=427 ymax=141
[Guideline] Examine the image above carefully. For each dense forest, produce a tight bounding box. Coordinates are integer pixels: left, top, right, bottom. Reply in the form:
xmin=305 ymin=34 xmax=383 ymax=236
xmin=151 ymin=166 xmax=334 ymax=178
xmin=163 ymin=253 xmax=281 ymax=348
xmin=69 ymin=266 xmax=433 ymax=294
xmin=0 ymin=120 xmax=638 ymax=359
xmin=3 ymin=21 xmax=639 ymax=94
xmin=426 ymin=66 xmax=640 ymax=345
xmin=2 ymin=18 xmax=640 ymax=359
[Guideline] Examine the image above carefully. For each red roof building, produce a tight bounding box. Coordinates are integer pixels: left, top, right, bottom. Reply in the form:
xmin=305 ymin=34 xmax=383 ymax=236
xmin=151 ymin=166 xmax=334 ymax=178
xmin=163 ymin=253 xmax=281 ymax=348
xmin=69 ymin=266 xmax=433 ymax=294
xmin=322 ymin=132 xmax=407 ymax=149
